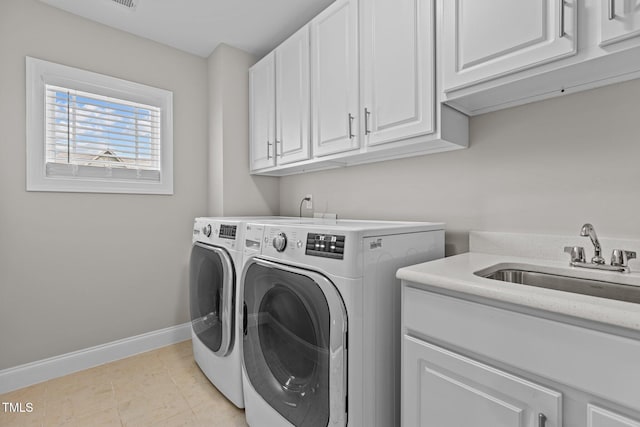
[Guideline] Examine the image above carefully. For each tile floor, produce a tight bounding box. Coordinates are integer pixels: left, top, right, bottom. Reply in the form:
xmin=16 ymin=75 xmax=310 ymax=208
xmin=0 ymin=340 xmax=248 ymax=427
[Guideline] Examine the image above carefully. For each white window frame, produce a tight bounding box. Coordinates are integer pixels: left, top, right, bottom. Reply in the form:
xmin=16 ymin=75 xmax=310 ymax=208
xmin=26 ymin=56 xmax=174 ymax=194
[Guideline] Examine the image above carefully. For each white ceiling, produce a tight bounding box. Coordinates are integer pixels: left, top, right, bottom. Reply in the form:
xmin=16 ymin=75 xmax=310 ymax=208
xmin=39 ymin=0 xmax=335 ymax=58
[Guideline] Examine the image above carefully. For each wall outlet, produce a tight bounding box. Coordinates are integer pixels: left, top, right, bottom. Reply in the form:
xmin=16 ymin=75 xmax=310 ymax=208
xmin=305 ymin=194 xmax=313 ymax=209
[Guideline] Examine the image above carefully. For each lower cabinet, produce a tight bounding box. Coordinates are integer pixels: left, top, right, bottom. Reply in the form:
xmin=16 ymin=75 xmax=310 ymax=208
xmin=588 ymin=405 xmax=640 ymax=427
xmin=401 ymin=283 xmax=640 ymax=427
xmin=403 ymin=337 xmax=561 ymax=427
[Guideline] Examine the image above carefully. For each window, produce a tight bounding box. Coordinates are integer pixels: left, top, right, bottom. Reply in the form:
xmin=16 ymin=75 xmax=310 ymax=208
xmin=26 ymin=57 xmax=173 ymax=194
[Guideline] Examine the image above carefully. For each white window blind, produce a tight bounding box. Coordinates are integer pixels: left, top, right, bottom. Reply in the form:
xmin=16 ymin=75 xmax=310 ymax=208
xmin=45 ymin=84 xmax=162 ymax=182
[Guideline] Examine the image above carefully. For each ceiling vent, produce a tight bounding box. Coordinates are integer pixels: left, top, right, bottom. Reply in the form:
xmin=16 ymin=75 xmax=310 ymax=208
xmin=111 ymin=0 xmax=137 ymax=10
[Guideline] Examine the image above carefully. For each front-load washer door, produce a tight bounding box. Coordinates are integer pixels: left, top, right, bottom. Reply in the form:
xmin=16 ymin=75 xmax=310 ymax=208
xmin=242 ymin=258 xmax=347 ymax=427
xmin=189 ymin=242 xmax=235 ymax=357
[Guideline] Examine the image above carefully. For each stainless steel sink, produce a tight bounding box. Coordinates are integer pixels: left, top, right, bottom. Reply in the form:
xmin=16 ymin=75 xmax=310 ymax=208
xmin=476 ymin=267 xmax=640 ymax=304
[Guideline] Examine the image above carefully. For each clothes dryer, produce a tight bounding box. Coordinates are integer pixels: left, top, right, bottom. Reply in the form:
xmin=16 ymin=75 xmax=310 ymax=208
xmin=240 ymin=220 xmax=445 ymax=426
xmin=190 ymin=216 xmax=315 ymax=408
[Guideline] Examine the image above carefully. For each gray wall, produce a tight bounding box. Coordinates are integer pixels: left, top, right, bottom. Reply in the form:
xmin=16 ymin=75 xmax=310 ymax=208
xmin=0 ymin=0 xmax=209 ymax=370
xmin=4 ymin=0 xmax=639 ymax=372
xmin=207 ymin=44 xmax=279 ymax=216
xmin=280 ymin=78 xmax=640 ymax=256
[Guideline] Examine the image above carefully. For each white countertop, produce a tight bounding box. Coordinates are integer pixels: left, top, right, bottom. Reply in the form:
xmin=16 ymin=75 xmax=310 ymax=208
xmin=397 ymin=233 xmax=640 ymax=332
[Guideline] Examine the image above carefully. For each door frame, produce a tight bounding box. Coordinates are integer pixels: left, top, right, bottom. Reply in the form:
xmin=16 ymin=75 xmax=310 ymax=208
xmin=190 ymin=242 xmax=236 ymax=357
xmin=241 ymin=256 xmax=348 ymax=426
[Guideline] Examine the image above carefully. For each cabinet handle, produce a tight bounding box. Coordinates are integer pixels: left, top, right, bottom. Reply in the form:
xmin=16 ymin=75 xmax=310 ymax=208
xmin=348 ymin=113 xmax=355 ymax=139
xmin=275 ymin=140 xmax=282 ymax=157
xmin=267 ymin=141 xmax=272 ymax=160
xmin=559 ymin=0 xmax=565 ymax=37
xmin=609 ymin=0 xmax=615 ymax=20
xmin=364 ymin=108 xmax=371 ymax=135
xmin=538 ymin=413 xmax=547 ymax=427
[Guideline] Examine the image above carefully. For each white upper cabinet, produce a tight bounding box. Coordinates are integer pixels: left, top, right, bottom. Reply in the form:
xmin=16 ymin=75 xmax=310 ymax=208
xmin=249 ymin=52 xmax=276 ymax=171
xmin=275 ymin=26 xmax=311 ymax=165
xmin=441 ymin=0 xmax=577 ymax=92
xmin=361 ymin=0 xmax=434 ymax=146
xmin=600 ymin=0 xmax=640 ymax=46
xmin=442 ymin=0 xmax=640 ymax=116
xmin=249 ymin=0 xmax=469 ymax=175
xmin=310 ymin=0 xmax=360 ymax=157
xmin=250 ymin=27 xmax=311 ymax=172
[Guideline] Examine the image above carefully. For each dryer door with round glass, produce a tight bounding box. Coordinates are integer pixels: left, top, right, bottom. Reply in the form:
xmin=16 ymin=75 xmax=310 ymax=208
xmin=242 ymin=259 xmax=347 ymax=427
xmin=189 ymin=242 xmax=235 ymax=356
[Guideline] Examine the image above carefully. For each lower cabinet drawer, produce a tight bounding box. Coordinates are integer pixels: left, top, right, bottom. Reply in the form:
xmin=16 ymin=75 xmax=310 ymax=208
xmin=402 ymin=335 xmax=562 ymax=427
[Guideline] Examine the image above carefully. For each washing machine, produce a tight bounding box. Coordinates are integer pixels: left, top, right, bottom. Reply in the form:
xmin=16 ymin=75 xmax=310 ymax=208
xmin=240 ymin=220 xmax=445 ymax=426
xmin=190 ymin=216 xmax=316 ymax=408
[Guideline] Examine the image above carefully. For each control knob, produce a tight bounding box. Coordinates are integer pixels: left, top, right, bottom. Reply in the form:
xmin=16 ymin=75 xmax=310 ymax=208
xmin=273 ymin=232 xmax=288 ymax=252
xmin=202 ymin=224 xmax=212 ymax=237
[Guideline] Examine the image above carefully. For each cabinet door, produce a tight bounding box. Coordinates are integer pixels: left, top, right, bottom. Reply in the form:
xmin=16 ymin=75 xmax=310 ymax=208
xmin=588 ymin=405 xmax=640 ymax=427
xmin=402 ymin=336 xmax=562 ymax=427
xmin=601 ymin=0 xmax=640 ymax=46
xmin=310 ymin=0 xmax=360 ymax=157
xmin=275 ymin=26 xmax=310 ymax=165
xmin=249 ymin=53 xmax=276 ymax=171
xmin=441 ymin=0 xmax=577 ymax=92
xmin=361 ymin=0 xmax=434 ymax=147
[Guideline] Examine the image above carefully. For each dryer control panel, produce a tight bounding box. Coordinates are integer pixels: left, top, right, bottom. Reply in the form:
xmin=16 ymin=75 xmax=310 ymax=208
xmin=192 ymin=219 xmax=239 ymax=251
xmin=306 ymin=233 xmax=345 ymax=260
xmin=218 ymin=224 xmax=237 ymax=239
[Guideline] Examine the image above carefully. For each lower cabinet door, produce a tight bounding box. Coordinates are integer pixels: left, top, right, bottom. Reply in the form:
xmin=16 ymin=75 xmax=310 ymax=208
xmin=402 ymin=336 xmax=562 ymax=427
xmin=587 ymin=405 xmax=640 ymax=427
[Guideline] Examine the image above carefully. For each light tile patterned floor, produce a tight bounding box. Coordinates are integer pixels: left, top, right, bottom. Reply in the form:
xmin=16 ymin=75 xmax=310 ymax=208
xmin=0 ymin=340 xmax=248 ymax=427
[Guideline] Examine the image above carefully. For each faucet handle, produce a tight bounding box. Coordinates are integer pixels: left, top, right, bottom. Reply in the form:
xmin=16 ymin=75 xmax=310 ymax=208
xmin=564 ymin=246 xmax=586 ymax=263
xmin=611 ymin=249 xmax=637 ymax=267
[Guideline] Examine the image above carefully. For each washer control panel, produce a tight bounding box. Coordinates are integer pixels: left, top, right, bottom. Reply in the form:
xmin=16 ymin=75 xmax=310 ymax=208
xmin=305 ymin=233 xmax=345 ymax=260
xmin=272 ymin=232 xmax=288 ymax=252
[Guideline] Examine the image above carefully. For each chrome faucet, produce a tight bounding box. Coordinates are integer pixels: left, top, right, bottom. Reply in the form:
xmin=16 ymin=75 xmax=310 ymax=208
xmin=564 ymin=223 xmax=636 ymax=273
xmin=580 ymin=223 xmax=605 ymax=264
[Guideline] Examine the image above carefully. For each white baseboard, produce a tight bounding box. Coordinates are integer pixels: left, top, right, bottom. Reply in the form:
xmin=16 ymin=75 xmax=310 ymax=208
xmin=0 ymin=322 xmax=192 ymax=394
